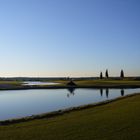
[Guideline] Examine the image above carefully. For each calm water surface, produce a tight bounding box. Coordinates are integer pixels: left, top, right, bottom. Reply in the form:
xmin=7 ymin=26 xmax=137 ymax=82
xmin=0 ymin=88 xmax=140 ymax=121
xmin=22 ymin=81 xmax=60 ymax=86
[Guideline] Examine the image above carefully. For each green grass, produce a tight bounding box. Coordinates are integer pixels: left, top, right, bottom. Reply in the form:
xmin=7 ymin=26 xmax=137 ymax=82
xmin=51 ymin=79 xmax=140 ymax=87
xmin=0 ymin=94 xmax=140 ymax=140
xmin=0 ymin=81 xmax=21 ymax=84
xmin=75 ymin=79 xmax=140 ymax=86
xmin=1 ymin=79 xmax=140 ymax=89
xmin=0 ymin=81 xmax=22 ymax=87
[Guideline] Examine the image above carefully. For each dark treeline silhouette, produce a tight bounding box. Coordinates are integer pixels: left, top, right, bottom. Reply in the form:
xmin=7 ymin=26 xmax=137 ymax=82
xmin=1 ymin=69 xmax=140 ymax=81
xmin=0 ymin=77 xmax=100 ymax=81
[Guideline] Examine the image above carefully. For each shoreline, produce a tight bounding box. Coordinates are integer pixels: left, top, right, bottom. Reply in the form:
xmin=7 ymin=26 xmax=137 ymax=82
xmin=0 ymin=92 xmax=139 ymax=125
xmin=0 ymin=85 xmax=140 ymax=91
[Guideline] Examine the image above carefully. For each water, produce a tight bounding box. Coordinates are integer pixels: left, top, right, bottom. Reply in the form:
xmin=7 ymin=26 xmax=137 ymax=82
xmin=0 ymin=88 xmax=139 ymax=121
xmin=22 ymin=81 xmax=60 ymax=86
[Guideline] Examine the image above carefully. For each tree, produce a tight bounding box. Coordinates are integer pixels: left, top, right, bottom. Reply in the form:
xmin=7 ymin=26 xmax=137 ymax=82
xmin=100 ymin=72 xmax=103 ymax=79
xmin=120 ymin=69 xmax=124 ymax=78
xmin=105 ymin=69 xmax=109 ymax=78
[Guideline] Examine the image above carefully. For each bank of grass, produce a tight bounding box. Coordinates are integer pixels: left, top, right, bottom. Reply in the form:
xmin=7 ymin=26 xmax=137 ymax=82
xmin=0 ymin=81 xmax=22 ymax=88
xmin=0 ymin=94 xmax=140 ymax=140
xmin=0 ymin=81 xmax=21 ymax=85
xmin=40 ymin=79 xmax=140 ymax=88
xmin=75 ymin=79 xmax=140 ymax=86
xmin=51 ymin=79 xmax=140 ymax=89
xmin=0 ymin=79 xmax=140 ymax=90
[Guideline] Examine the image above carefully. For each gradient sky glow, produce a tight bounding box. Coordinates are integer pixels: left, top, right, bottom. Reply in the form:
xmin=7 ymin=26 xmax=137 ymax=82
xmin=0 ymin=0 xmax=140 ymax=77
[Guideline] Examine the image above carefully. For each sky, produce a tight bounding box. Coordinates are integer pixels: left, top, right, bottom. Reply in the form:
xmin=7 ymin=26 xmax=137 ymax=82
xmin=0 ymin=0 xmax=140 ymax=77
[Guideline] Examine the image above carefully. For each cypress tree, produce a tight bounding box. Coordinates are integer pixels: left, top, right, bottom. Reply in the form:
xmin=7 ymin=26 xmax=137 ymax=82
xmin=105 ymin=69 xmax=109 ymax=78
xmin=100 ymin=72 xmax=103 ymax=79
xmin=120 ymin=70 xmax=124 ymax=78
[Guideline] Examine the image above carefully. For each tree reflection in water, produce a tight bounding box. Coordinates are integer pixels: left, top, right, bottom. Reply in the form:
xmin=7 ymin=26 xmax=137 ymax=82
xmin=106 ymin=89 xmax=109 ymax=98
xmin=121 ymin=89 xmax=124 ymax=96
xmin=67 ymin=87 xmax=75 ymax=98
xmin=66 ymin=88 xmax=125 ymax=98
xmin=100 ymin=89 xmax=103 ymax=97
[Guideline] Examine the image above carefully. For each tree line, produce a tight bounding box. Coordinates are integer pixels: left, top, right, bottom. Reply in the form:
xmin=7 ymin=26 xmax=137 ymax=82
xmin=100 ymin=69 xmax=124 ymax=79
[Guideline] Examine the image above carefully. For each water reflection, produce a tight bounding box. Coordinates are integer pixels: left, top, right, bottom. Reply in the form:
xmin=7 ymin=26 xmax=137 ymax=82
xmin=121 ymin=89 xmax=124 ymax=96
xmin=67 ymin=87 xmax=75 ymax=98
xmin=100 ymin=89 xmax=103 ymax=97
xmin=0 ymin=88 xmax=140 ymax=121
xmin=67 ymin=88 xmax=125 ymax=98
xmin=99 ymin=89 xmax=125 ymax=98
xmin=106 ymin=89 xmax=109 ymax=98
xmin=66 ymin=88 xmax=112 ymax=99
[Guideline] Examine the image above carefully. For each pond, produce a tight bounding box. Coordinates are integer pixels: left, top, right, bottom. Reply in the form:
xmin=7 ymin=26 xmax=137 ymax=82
xmin=22 ymin=81 xmax=60 ymax=86
xmin=0 ymin=88 xmax=140 ymax=121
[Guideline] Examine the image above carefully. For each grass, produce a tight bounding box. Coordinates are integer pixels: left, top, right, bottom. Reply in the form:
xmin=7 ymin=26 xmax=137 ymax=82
xmin=75 ymin=79 xmax=140 ymax=85
xmin=0 ymin=81 xmax=21 ymax=85
xmin=49 ymin=79 xmax=140 ymax=87
xmin=0 ymin=79 xmax=140 ymax=89
xmin=0 ymin=94 xmax=140 ymax=140
xmin=0 ymin=81 xmax=22 ymax=89
xmin=39 ymin=79 xmax=140 ymax=88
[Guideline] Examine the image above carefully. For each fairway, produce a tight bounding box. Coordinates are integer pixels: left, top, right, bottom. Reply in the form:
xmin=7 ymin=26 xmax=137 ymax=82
xmin=0 ymin=94 xmax=139 ymax=140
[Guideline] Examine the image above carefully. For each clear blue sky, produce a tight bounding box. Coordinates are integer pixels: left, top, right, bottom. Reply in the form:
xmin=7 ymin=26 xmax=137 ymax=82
xmin=0 ymin=0 xmax=140 ymax=77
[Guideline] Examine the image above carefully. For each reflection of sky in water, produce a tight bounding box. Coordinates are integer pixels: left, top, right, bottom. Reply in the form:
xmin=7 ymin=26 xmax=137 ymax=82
xmin=0 ymin=88 xmax=140 ymax=121
xmin=22 ymin=81 xmax=60 ymax=86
